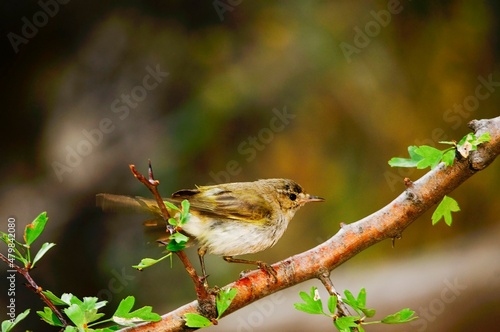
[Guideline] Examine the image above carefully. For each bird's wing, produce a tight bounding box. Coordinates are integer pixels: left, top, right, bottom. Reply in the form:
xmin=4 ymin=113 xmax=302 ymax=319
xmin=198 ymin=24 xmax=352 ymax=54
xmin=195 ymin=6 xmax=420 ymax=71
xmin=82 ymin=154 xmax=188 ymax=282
xmin=96 ymin=194 xmax=163 ymax=215
xmin=171 ymin=187 xmax=271 ymax=225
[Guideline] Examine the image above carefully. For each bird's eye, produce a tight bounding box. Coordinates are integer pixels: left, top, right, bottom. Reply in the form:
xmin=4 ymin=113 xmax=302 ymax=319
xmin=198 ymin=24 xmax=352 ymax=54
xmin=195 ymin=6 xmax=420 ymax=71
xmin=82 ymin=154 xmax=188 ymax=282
xmin=289 ymin=193 xmax=297 ymax=201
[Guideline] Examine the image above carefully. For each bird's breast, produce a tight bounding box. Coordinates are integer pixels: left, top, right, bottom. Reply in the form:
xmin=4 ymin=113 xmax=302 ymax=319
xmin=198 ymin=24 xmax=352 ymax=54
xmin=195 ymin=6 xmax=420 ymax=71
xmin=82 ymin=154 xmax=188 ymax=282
xmin=181 ymin=214 xmax=290 ymax=256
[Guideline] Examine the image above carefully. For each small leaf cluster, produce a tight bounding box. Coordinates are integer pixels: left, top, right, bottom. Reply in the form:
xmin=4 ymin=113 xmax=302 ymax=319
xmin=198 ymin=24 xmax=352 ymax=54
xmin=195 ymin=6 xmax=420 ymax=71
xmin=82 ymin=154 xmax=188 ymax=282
xmin=184 ymin=288 xmax=238 ymax=328
xmin=294 ymin=287 xmax=417 ymax=331
xmin=0 ymin=212 xmax=161 ymax=332
xmin=37 ymin=293 xmax=160 ymax=331
xmin=388 ymin=132 xmax=490 ymax=170
xmin=164 ymin=200 xmax=191 ymax=252
xmin=133 ymin=199 xmax=191 ymax=270
xmin=1 ymin=309 xmax=30 ymax=332
xmin=0 ymin=212 xmax=55 ymax=269
xmin=388 ymin=132 xmax=490 ymax=226
xmin=441 ymin=132 xmax=491 ymax=159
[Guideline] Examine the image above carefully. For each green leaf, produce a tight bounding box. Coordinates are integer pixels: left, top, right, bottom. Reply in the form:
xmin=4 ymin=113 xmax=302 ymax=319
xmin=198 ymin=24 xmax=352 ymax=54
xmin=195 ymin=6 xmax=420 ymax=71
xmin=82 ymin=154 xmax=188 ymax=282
xmin=432 ymin=195 xmax=460 ymax=226
xmin=114 ymin=296 xmax=134 ymax=316
xmin=59 ymin=294 xmax=107 ymax=327
xmin=63 ymin=296 xmax=106 ymax=328
xmin=82 ymin=296 xmax=107 ymax=311
xmin=216 ymin=288 xmax=238 ymax=318
xmin=112 ymin=296 xmax=161 ymax=326
xmin=167 ymin=241 xmax=186 ymax=252
xmin=167 ymin=218 xmax=178 ymax=227
xmin=181 ymin=200 xmax=190 ymax=216
xmin=180 ymin=214 xmax=190 ymax=225
xmin=61 ymin=293 xmax=77 ymax=305
xmin=163 ymin=201 xmax=180 ymax=212
xmin=0 ymin=234 xmax=26 ymax=265
xmin=170 ymin=232 xmax=189 ymax=244
xmin=343 ymin=289 xmax=375 ymax=317
xmin=356 ymin=288 xmax=376 ymax=318
xmin=456 ymin=132 xmax=491 ymax=157
xmin=438 ymin=140 xmax=456 ymax=146
xmin=37 ymin=307 xmax=63 ymax=327
xmin=343 ymin=290 xmax=357 ymax=308
xmin=294 ymin=287 xmax=324 ymax=315
xmin=334 ymin=316 xmax=359 ymax=331
xmin=388 ymin=146 xmax=423 ymax=168
xmin=177 ymin=200 xmax=191 ymax=225
xmin=441 ymin=149 xmax=456 ymax=166
xmin=64 ymin=304 xmax=85 ymax=327
xmin=414 ymin=145 xmax=444 ymax=169
xmin=132 ymin=254 xmax=170 ymax=270
xmin=456 ymin=133 xmax=471 ymax=146
xmin=381 ymin=308 xmax=418 ymax=324
xmin=1 ymin=320 xmax=12 ymax=332
xmin=184 ymin=313 xmax=213 ymax=328
xmin=42 ymin=290 xmax=67 ymax=306
xmin=24 ymin=212 xmax=48 ymax=246
xmin=0 ymin=233 xmax=10 ymax=245
xmin=2 ymin=308 xmax=30 ymax=332
xmin=327 ymin=295 xmax=337 ymax=314
xmin=361 ymin=307 xmax=376 ymax=318
xmin=388 ymin=157 xmax=410 ymax=167
xmin=475 ymin=132 xmax=491 ymax=145
xmin=294 ymin=303 xmax=320 ymax=315
xmin=31 ymin=242 xmax=56 ymax=268
xmin=166 ymin=232 xmax=188 ymax=252
xmin=356 ymin=288 xmax=367 ymax=307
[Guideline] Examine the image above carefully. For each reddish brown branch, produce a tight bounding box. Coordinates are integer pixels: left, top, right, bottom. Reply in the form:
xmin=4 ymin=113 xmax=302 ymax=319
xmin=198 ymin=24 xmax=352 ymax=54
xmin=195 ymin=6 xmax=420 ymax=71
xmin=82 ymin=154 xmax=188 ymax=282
xmin=123 ymin=116 xmax=500 ymax=332
xmin=129 ymin=163 xmax=214 ymax=312
xmin=129 ymin=162 xmax=171 ymax=223
xmin=0 ymin=253 xmax=68 ymax=326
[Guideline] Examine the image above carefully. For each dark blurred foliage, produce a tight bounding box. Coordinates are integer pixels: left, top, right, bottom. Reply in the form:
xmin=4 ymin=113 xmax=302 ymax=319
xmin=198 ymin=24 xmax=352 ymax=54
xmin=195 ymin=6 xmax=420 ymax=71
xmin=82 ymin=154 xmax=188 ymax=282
xmin=0 ymin=1 xmax=499 ymax=331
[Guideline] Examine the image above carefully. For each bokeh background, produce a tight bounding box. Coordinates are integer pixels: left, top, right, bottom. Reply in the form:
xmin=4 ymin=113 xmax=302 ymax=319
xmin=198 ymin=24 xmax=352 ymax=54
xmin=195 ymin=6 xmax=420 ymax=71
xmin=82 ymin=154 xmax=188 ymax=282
xmin=1 ymin=1 xmax=499 ymax=331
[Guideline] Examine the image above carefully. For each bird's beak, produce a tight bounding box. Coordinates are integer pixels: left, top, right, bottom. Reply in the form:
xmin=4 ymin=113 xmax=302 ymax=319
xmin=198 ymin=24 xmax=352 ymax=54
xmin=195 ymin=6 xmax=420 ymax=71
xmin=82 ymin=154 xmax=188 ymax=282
xmin=299 ymin=193 xmax=325 ymax=205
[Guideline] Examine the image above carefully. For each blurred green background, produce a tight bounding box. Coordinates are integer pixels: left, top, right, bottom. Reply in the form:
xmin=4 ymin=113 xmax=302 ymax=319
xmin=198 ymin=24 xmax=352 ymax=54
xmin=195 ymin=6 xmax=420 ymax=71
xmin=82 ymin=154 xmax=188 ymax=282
xmin=1 ymin=1 xmax=499 ymax=331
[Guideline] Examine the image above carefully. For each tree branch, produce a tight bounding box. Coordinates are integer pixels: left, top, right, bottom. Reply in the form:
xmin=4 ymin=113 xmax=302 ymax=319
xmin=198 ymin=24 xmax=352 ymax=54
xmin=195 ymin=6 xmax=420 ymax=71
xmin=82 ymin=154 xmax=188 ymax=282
xmin=0 ymin=254 xmax=69 ymax=326
xmin=124 ymin=116 xmax=500 ymax=332
xmin=129 ymin=162 xmax=215 ymax=313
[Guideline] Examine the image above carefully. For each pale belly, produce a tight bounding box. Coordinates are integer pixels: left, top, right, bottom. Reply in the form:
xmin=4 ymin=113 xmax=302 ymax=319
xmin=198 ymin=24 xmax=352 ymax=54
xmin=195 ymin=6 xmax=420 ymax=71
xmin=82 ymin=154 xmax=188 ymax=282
xmin=182 ymin=214 xmax=289 ymax=256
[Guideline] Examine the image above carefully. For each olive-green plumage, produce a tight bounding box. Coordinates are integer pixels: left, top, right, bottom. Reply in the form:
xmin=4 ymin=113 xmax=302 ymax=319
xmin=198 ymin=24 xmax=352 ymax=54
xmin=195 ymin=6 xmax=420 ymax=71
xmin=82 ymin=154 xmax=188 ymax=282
xmin=97 ymin=178 xmax=323 ymax=276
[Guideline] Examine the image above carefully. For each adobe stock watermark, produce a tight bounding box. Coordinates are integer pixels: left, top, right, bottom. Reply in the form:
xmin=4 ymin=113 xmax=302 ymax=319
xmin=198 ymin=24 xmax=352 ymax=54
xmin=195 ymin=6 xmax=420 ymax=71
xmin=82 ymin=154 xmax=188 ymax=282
xmin=51 ymin=64 xmax=169 ymax=182
xmin=384 ymin=73 xmax=500 ymax=192
xmin=208 ymin=106 xmax=295 ymax=184
xmin=410 ymin=277 xmax=467 ymax=331
xmin=213 ymin=0 xmax=243 ymax=21
xmin=339 ymin=0 xmax=404 ymax=63
xmin=236 ymin=292 xmax=286 ymax=332
xmin=5 ymin=217 xmax=17 ymax=323
xmin=96 ymin=268 xmax=136 ymax=303
xmin=7 ymin=0 xmax=70 ymax=54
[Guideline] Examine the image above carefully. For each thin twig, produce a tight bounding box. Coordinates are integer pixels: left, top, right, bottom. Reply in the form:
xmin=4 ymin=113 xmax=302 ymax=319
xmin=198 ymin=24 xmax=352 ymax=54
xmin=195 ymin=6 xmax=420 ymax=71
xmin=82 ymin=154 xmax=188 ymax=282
xmin=317 ymin=268 xmax=351 ymax=317
xmin=129 ymin=162 xmax=171 ymax=225
xmin=0 ymin=253 xmax=68 ymax=326
xmin=129 ymin=162 xmax=214 ymax=314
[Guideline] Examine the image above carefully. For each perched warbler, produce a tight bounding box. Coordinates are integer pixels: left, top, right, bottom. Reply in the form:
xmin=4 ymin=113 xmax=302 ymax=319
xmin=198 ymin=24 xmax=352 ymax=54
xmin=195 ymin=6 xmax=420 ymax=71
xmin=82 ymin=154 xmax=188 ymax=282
xmin=97 ymin=178 xmax=324 ymax=278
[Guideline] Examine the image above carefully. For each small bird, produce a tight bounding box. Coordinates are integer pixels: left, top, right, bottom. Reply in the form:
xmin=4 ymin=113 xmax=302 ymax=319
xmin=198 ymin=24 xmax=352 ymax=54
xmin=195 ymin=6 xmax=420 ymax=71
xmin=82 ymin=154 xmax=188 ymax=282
xmin=97 ymin=178 xmax=324 ymax=278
